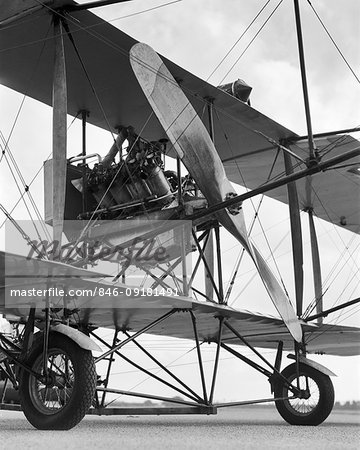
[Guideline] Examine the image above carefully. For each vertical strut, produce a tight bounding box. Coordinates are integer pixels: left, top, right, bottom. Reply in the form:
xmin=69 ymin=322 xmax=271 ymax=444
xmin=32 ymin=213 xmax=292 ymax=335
xmin=206 ymin=98 xmax=215 ymax=140
xmin=293 ymin=0 xmax=316 ymax=160
xmin=214 ymin=225 xmax=224 ymax=304
xmin=283 ymin=149 xmax=303 ymax=316
xmin=204 ymin=99 xmax=215 ymax=301
xmin=180 ymin=224 xmax=189 ymax=296
xmin=308 ymin=208 xmax=323 ymax=324
xmin=204 ymin=229 xmax=214 ymax=301
xmin=42 ymin=289 xmax=51 ymax=380
xmin=101 ymin=330 xmax=119 ymax=407
xmin=209 ymin=317 xmax=224 ymax=404
xmin=190 ymin=311 xmax=208 ymax=404
xmin=52 ymin=16 xmax=67 ymax=258
xmin=176 ymin=157 xmax=182 ymax=205
xmin=81 ymin=110 xmax=88 ymax=215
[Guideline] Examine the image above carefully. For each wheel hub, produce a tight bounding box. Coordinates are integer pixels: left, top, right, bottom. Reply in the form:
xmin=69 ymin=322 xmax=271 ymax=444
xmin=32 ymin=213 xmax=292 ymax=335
xmin=298 ymin=389 xmax=311 ymax=400
xmin=42 ymin=370 xmax=67 ymax=389
xmin=42 ymin=371 xmax=56 ymax=387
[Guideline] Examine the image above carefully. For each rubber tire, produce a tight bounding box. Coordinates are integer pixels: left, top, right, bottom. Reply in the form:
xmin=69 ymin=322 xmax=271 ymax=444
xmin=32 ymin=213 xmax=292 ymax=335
xmin=19 ymin=332 xmax=96 ymax=430
xmin=274 ymin=363 xmax=334 ymax=426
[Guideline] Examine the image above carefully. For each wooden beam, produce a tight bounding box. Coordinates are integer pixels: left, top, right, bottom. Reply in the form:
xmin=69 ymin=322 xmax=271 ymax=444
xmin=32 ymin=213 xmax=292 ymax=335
xmin=283 ymin=150 xmax=303 ymax=316
xmin=87 ymin=406 xmax=217 ymax=415
xmin=204 ymin=100 xmax=215 ymax=302
xmin=52 ymin=16 xmax=67 ymax=258
xmin=308 ymin=208 xmax=323 ymax=324
xmin=293 ymin=0 xmax=316 ymax=160
xmin=204 ymin=230 xmax=214 ymax=300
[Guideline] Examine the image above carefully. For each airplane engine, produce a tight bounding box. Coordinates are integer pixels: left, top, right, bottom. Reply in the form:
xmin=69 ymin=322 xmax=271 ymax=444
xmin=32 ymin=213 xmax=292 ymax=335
xmin=84 ymin=137 xmax=175 ymax=216
xmin=44 ymin=135 xmax=176 ymax=227
xmin=87 ymin=163 xmax=118 ymax=209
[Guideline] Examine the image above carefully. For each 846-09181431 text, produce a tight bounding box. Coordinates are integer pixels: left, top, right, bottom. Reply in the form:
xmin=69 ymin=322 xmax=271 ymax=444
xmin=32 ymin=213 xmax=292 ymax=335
xmin=9 ymin=286 xmax=179 ymax=298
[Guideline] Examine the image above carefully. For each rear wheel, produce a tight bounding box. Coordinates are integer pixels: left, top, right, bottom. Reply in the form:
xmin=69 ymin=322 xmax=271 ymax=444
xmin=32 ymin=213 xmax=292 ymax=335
xmin=274 ymin=363 xmax=334 ymax=425
xmin=19 ymin=333 xmax=96 ymax=430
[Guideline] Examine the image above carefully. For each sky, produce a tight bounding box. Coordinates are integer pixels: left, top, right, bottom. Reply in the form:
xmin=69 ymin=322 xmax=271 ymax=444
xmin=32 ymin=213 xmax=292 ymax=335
xmin=0 ymin=0 xmax=360 ymax=405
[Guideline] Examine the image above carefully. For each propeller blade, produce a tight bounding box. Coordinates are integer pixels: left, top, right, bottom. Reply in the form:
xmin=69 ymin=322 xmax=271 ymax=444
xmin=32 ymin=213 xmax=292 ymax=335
xmin=130 ymin=43 xmax=302 ymax=342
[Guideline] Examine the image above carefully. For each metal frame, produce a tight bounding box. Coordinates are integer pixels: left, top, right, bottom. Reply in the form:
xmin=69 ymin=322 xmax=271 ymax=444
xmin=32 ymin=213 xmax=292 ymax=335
xmin=19 ymin=307 xmax=301 ymax=416
xmin=0 ymin=285 xmax=355 ymax=415
xmin=0 ymin=0 xmax=357 ymax=423
xmin=0 ymin=128 xmax=356 ymax=416
xmin=0 ymin=182 xmax=351 ymax=414
xmin=85 ymin=309 xmax=302 ymax=415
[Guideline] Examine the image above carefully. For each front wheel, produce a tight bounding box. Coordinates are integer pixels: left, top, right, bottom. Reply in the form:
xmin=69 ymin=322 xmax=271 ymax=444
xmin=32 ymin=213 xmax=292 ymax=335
xmin=274 ymin=363 xmax=334 ymax=425
xmin=19 ymin=332 xmax=96 ymax=430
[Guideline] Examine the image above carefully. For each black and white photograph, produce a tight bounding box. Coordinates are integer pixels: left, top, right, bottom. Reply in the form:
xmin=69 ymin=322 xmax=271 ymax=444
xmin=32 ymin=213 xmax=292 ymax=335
xmin=0 ymin=0 xmax=359 ymax=448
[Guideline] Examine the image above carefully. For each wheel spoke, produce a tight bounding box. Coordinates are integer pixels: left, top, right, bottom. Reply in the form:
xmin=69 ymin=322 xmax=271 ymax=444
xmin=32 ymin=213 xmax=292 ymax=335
xmin=19 ymin=334 xmax=96 ymax=430
xmin=275 ymin=362 xmax=334 ymax=425
xmin=28 ymin=348 xmax=75 ymax=413
xmin=285 ymin=373 xmax=320 ymax=415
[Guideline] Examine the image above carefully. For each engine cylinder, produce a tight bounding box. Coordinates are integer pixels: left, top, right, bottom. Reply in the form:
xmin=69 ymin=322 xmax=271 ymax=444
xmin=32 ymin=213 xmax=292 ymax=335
xmin=145 ymin=165 xmax=173 ymax=205
xmin=110 ymin=181 xmax=133 ymax=204
xmin=91 ymin=184 xmax=116 ymax=208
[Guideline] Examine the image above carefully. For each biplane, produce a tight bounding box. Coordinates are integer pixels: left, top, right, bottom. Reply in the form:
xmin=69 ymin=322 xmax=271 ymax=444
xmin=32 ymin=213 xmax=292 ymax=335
xmin=0 ymin=0 xmax=359 ymax=430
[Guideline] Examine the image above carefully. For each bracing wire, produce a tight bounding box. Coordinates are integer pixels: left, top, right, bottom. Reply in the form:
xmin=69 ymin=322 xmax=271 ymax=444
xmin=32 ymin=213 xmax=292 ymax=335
xmin=218 ymin=0 xmax=284 ymax=85
xmin=0 ymin=133 xmax=52 ymax=243
xmin=2 ymin=0 xmax=358 ymax=324
xmin=206 ymin=0 xmax=271 ymax=82
xmin=306 ymin=0 xmax=360 ymax=85
xmin=229 ymin=228 xmax=291 ymax=307
xmin=303 ymin=233 xmax=360 ymax=319
xmin=0 ymin=23 xmax=53 ymax=242
xmin=0 ymin=137 xmax=50 ymax=248
xmin=213 ymin=105 xmax=292 ymax=304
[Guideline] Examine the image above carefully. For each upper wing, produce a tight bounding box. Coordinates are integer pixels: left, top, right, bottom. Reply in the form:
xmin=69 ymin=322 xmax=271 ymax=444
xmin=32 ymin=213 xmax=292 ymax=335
xmin=1 ymin=1 xmax=359 ymax=233
xmin=224 ymin=133 xmax=360 ymax=231
xmin=0 ymin=1 xmax=295 ymax=142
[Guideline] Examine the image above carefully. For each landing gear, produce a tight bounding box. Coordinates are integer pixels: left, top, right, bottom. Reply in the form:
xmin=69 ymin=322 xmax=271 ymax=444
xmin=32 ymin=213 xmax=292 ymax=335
xmin=274 ymin=363 xmax=334 ymax=425
xmin=19 ymin=333 xmax=96 ymax=430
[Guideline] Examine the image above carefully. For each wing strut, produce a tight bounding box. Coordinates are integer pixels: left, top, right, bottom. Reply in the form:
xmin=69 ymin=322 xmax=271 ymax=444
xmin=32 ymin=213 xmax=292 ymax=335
xmin=293 ymin=0 xmax=316 ymax=161
xmin=293 ymin=0 xmax=324 ymax=321
xmin=308 ymin=207 xmax=323 ymax=324
xmin=283 ymin=149 xmax=304 ymax=317
xmin=204 ymin=99 xmax=215 ymax=302
xmin=52 ymin=16 xmax=67 ymax=258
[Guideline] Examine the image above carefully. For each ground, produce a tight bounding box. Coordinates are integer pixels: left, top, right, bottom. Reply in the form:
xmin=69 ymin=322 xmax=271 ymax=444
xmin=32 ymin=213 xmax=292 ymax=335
xmin=0 ymin=406 xmax=359 ymax=449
